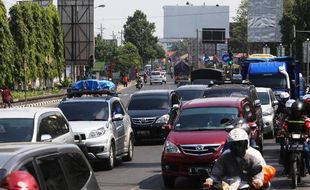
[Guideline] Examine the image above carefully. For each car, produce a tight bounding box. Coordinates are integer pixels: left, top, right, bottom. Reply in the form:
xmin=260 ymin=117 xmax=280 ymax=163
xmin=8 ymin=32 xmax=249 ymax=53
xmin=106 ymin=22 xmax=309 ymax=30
xmin=161 ymin=97 xmax=260 ymax=188
xmin=0 ymin=142 xmax=100 ymax=190
xmin=175 ymin=85 xmax=209 ymax=102
xmin=150 ymin=71 xmax=163 ymax=85
xmin=204 ymin=82 xmax=264 ymax=144
xmin=0 ymin=107 xmax=75 ymax=143
xmin=58 ymin=95 xmax=134 ymax=170
xmin=256 ymin=87 xmax=279 ymax=138
xmin=127 ymin=90 xmax=181 ymax=143
xmin=161 ymin=71 xmax=167 ymax=83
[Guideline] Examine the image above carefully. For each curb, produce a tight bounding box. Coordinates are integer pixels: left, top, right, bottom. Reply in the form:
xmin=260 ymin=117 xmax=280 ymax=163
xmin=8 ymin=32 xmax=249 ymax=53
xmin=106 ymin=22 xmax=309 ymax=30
xmin=12 ymin=99 xmax=63 ymax=108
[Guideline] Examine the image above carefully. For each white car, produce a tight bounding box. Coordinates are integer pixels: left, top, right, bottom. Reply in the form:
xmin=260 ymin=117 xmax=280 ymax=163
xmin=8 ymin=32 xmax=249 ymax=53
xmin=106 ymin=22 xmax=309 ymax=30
xmin=150 ymin=71 xmax=163 ymax=85
xmin=58 ymin=95 xmax=134 ymax=170
xmin=0 ymin=107 xmax=75 ymax=143
xmin=256 ymin=87 xmax=278 ymax=138
xmin=161 ymin=71 xmax=167 ymax=84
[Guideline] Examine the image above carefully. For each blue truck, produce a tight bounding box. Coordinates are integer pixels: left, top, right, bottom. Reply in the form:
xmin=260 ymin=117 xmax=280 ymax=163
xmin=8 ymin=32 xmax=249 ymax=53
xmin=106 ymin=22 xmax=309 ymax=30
xmin=241 ymin=56 xmax=305 ymax=99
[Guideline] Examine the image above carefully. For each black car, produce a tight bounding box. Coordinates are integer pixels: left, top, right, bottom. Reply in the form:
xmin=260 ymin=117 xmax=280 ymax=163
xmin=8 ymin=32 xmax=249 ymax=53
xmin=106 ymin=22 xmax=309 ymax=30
xmin=204 ymin=83 xmax=264 ymax=150
xmin=175 ymin=85 xmax=209 ymax=102
xmin=127 ymin=90 xmax=181 ymax=143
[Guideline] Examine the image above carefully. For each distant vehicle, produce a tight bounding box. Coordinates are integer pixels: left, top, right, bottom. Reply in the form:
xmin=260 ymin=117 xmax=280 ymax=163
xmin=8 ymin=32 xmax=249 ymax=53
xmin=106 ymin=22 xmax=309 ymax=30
xmin=161 ymin=71 xmax=167 ymax=84
xmin=150 ymin=71 xmax=163 ymax=85
xmin=161 ymin=97 xmax=260 ymax=188
xmin=0 ymin=143 xmax=100 ymax=190
xmin=175 ymin=85 xmax=209 ymax=102
xmin=127 ymin=90 xmax=181 ymax=143
xmin=191 ymin=68 xmax=225 ymax=85
xmin=58 ymin=95 xmax=134 ymax=170
xmin=0 ymin=107 xmax=75 ymax=144
xmin=174 ymin=61 xmax=190 ymax=84
xmin=256 ymin=87 xmax=279 ymax=138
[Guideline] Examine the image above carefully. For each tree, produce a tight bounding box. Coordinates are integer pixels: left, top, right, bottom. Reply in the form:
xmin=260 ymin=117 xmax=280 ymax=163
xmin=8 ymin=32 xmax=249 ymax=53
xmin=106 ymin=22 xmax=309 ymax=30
xmin=117 ymin=42 xmax=142 ymax=72
xmin=229 ymin=0 xmax=248 ymax=53
xmin=123 ymin=10 xmax=158 ymax=64
xmin=0 ymin=0 xmax=15 ymax=87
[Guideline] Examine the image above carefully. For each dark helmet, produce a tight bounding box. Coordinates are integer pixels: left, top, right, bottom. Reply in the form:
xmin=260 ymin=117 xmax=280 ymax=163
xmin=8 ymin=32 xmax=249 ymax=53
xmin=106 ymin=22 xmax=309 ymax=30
xmin=291 ymin=101 xmax=304 ymax=118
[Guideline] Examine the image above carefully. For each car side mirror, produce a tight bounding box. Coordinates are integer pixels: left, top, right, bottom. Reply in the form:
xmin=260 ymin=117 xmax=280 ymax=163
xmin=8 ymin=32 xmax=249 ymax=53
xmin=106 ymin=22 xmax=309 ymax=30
xmin=41 ymin=134 xmax=52 ymax=142
xmin=254 ymin=99 xmax=261 ymax=107
xmin=272 ymin=100 xmax=279 ymax=106
xmin=112 ymin=114 xmax=124 ymax=121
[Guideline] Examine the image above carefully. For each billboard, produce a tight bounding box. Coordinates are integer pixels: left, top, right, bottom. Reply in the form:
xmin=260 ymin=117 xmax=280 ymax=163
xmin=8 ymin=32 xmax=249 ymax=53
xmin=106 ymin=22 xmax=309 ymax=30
xmin=163 ymin=5 xmax=229 ymax=39
xmin=248 ymin=0 xmax=283 ymax=43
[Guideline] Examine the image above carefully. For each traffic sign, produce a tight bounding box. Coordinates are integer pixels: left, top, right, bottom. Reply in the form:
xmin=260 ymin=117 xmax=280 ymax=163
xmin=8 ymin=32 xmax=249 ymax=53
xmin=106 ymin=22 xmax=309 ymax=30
xmin=222 ymin=54 xmax=230 ymax=62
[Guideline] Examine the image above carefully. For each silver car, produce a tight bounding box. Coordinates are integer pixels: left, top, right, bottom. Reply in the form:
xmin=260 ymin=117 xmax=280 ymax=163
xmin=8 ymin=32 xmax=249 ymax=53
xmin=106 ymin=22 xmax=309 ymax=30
xmin=0 ymin=107 xmax=75 ymax=143
xmin=0 ymin=142 xmax=100 ymax=190
xmin=58 ymin=96 xmax=134 ymax=170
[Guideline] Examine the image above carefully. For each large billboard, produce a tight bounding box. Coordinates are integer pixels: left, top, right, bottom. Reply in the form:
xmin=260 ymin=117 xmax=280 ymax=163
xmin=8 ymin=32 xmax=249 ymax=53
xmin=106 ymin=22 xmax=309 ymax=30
xmin=248 ymin=0 xmax=283 ymax=43
xmin=163 ymin=5 xmax=229 ymax=39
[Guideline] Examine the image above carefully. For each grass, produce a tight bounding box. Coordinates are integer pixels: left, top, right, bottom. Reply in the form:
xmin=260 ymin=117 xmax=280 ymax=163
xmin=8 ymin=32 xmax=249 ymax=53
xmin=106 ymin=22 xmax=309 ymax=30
xmin=11 ymin=88 xmax=65 ymax=101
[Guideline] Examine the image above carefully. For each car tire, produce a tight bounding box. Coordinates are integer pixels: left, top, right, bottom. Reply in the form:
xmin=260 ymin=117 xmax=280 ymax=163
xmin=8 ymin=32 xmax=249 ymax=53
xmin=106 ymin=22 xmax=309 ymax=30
xmin=163 ymin=175 xmax=176 ymax=188
xmin=123 ymin=136 xmax=134 ymax=161
xmin=105 ymin=142 xmax=115 ymax=170
xmin=150 ymin=82 xmax=152 ymax=85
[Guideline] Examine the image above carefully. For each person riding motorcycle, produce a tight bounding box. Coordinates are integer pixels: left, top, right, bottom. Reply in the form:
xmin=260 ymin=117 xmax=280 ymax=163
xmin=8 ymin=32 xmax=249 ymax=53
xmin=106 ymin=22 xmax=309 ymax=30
xmin=204 ymin=128 xmax=266 ymax=190
xmin=280 ymin=100 xmax=310 ymax=174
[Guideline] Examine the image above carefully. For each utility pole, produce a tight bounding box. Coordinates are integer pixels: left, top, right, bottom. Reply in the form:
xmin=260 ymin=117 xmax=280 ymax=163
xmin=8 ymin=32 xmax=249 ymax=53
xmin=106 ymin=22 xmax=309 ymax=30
xmin=98 ymin=24 xmax=105 ymax=38
xmin=196 ymin=29 xmax=199 ymax=69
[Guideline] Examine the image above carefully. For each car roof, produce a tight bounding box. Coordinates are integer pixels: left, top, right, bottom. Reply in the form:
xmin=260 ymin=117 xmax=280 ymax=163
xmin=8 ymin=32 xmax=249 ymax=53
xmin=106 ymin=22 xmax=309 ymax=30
xmin=176 ymin=85 xmax=209 ymax=90
xmin=0 ymin=107 xmax=62 ymax=119
xmin=60 ymin=96 xmax=119 ymax=103
xmin=209 ymin=84 xmax=253 ymax=90
xmin=182 ymin=97 xmax=246 ymax=109
xmin=132 ymin=89 xmax=173 ymax=96
xmin=256 ymin=87 xmax=272 ymax=93
xmin=0 ymin=142 xmax=81 ymax=168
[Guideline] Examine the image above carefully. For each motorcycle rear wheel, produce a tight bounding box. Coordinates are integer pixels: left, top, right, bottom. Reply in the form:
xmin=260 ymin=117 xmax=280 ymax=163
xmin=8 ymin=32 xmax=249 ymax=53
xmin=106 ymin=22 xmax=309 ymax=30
xmin=291 ymin=161 xmax=298 ymax=189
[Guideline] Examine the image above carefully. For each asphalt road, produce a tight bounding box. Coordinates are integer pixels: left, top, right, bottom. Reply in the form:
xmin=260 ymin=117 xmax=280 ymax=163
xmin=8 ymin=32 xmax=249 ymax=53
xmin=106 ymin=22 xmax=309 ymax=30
xmin=47 ymin=77 xmax=310 ymax=190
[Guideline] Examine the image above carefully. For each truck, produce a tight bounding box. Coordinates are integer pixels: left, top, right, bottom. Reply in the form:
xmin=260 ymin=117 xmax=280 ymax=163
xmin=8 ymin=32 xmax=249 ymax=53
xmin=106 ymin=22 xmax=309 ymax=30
xmin=241 ymin=56 xmax=305 ymax=100
xmin=173 ymin=61 xmax=190 ymax=84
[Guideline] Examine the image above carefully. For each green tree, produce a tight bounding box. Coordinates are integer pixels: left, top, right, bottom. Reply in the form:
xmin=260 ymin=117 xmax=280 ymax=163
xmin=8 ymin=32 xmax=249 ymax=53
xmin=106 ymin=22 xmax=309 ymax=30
xmin=229 ymin=0 xmax=248 ymax=53
xmin=117 ymin=42 xmax=142 ymax=71
xmin=123 ymin=10 xmax=158 ymax=64
xmin=169 ymin=40 xmax=190 ymax=57
xmin=0 ymin=0 xmax=15 ymax=87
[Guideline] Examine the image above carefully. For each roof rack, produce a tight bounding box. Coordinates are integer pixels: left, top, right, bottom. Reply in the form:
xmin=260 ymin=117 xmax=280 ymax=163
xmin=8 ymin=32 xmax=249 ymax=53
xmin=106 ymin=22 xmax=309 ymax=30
xmin=212 ymin=79 xmax=252 ymax=86
xmin=66 ymin=88 xmax=117 ymax=98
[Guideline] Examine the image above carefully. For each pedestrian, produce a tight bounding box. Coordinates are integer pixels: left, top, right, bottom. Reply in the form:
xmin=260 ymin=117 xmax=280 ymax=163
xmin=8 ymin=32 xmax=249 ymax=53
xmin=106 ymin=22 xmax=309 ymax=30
xmin=123 ymin=75 xmax=128 ymax=87
xmin=1 ymin=86 xmax=13 ymax=108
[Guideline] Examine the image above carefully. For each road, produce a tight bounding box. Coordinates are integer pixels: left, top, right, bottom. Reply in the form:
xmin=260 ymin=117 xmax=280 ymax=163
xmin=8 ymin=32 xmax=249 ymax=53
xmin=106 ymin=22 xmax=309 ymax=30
xmin=48 ymin=78 xmax=310 ymax=190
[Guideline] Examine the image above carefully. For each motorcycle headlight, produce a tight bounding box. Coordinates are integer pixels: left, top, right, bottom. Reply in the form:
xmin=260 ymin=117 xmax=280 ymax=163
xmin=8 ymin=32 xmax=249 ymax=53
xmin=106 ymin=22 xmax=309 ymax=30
xmin=89 ymin=127 xmax=106 ymax=138
xmin=155 ymin=114 xmax=170 ymax=124
xmin=164 ymin=140 xmax=180 ymax=153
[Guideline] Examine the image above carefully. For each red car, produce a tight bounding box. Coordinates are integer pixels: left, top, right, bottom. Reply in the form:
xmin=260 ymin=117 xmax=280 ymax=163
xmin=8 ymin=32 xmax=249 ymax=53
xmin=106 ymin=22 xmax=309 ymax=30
xmin=161 ymin=97 xmax=261 ymax=188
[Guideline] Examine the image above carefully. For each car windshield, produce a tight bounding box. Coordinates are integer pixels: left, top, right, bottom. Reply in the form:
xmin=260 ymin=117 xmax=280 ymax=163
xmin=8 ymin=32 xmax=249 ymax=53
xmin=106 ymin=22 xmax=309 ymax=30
xmin=128 ymin=95 xmax=169 ymax=110
xmin=0 ymin=119 xmax=34 ymax=142
xmin=151 ymin=72 xmax=160 ymax=75
xmin=204 ymin=88 xmax=249 ymax=98
xmin=249 ymin=74 xmax=287 ymax=89
xmin=257 ymin=91 xmax=270 ymax=105
xmin=177 ymin=89 xmax=204 ymax=101
xmin=58 ymin=102 xmax=109 ymax=121
xmin=174 ymin=107 xmax=239 ymax=131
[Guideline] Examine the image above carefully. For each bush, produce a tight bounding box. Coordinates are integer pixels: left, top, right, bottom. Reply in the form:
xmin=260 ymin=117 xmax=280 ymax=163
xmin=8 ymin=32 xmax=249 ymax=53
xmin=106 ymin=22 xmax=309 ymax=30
xmin=60 ymin=78 xmax=72 ymax=88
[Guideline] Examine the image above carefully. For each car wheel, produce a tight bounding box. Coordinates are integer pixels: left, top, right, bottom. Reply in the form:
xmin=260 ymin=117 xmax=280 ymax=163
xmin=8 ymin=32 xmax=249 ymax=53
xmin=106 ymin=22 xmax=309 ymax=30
xmin=163 ymin=175 xmax=176 ymax=188
xmin=150 ymin=82 xmax=152 ymax=85
xmin=105 ymin=142 xmax=115 ymax=170
xmin=123 ymin=136 xmax=134 ymax=161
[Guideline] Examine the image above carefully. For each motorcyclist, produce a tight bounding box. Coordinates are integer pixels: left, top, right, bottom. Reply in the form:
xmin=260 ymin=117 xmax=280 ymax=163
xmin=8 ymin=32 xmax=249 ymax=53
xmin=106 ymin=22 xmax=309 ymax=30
xmin=204 ymin=128 xmax=266 ymax=190
xmin=281 ymin=100 xmax=310 ymax=174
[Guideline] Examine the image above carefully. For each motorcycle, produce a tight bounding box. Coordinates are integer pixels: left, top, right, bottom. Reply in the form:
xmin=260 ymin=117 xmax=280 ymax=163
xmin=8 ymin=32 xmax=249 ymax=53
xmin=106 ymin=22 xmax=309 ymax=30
xmin=136 ymin=80 xmax=143 ymax=90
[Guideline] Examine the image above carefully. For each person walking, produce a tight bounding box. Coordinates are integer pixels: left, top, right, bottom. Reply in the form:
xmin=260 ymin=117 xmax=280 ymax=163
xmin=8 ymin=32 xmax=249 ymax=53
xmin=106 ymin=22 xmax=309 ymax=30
xmin=123 ymin=75 xmax=129 ymax=87
xmin=1 ymin=86 xmax=13 ymax=108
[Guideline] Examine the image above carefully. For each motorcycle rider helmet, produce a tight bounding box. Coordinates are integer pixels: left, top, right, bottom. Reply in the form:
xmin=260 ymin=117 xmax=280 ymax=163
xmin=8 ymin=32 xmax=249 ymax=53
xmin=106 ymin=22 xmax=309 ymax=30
xmin=291 ymin=100 xmax=304 ymax=119
xmin=227 ymin=128 xmax=249 ymax=158
xmin=2 ymin=171 xmax=40 ymax=190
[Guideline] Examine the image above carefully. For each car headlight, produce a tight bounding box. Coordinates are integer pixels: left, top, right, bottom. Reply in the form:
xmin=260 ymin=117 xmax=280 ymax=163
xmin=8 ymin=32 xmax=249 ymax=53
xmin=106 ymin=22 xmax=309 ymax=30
xmin=164 ymin=140 xmax=180 ymax=153
xmin=155 ymin=114 xmax=170 ymax=124
xmin=263 ymin=108 xmax=273 ymax=116
xmin=89 ymin=127 xmax=106 ymax=138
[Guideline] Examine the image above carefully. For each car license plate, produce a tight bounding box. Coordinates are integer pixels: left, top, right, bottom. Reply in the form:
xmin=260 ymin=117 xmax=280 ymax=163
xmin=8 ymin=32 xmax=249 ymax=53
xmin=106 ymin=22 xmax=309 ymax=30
xmin=137 ymin=130 xmax=150 ymax=136
xmin=188 ymin=166 xmax=211 ymax=176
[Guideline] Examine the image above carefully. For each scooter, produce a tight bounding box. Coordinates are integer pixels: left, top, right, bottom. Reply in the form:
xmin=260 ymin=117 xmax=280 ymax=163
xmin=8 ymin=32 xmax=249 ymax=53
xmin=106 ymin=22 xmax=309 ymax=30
xmin=136 ymin=80 xmax=143 ymax=90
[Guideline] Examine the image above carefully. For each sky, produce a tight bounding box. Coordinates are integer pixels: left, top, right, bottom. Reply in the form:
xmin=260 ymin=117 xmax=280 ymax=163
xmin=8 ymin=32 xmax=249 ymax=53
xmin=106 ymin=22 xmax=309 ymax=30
xmin=4 ymin=0 xmax=242 ymax=39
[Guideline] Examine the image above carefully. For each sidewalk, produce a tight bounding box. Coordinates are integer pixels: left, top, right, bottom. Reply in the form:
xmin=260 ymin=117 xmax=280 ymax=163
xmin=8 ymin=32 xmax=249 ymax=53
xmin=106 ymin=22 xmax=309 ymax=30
xmin=116 ymin=80 xmax=135 ymax=92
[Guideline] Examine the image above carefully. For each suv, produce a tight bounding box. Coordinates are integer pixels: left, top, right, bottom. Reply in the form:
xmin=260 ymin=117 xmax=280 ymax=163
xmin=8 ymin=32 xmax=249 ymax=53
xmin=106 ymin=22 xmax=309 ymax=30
xmin=204 ymin=83 xmax=264 ymax=136
xmin=161 ymin=97 xmax=260 ymax=188
xmin=58 ymin=96 xmax=134 ymax=170
xmin=0 ymin=107 xmax=74 ymax=143
xmin=127 ymin=90 xmax=181 ymax=143
xmin=0 ymin=143 xmax=100 ymax=190
xmin=175 ymin=85 xmax=209 ymax=102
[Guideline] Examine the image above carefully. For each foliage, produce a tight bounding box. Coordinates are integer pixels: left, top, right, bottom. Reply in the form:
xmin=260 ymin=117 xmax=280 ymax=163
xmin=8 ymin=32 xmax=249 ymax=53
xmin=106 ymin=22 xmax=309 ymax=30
xmin=169 ymin=40 xmax=190 ymax=57
xmin=123 ymin=10 xmax=159 ymax=63
xmin=0 ymin=0 xmax=15 ymax=87
xmin=117 ymin=42 xmax=142 ymax=71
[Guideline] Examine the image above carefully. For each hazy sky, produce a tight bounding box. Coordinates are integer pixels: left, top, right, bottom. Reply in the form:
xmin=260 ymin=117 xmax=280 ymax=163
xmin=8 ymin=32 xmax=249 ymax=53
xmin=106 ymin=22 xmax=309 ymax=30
xmin=4 ymin=0 xmax=242 ymax=39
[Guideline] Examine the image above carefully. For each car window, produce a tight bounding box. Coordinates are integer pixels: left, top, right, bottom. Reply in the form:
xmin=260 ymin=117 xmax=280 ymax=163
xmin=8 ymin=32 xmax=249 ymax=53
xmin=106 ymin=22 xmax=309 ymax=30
xmin=0 ymin=118 xmax=33 ymax=142
xmin=38 ymin=115 xmax=66 ymax=140
xmin=257 ymin=91 xmax=270 ymax=105
xmin=61 ymin=153 xmax=90 ymax=190
xmin=151 ymin=71 xmax=161 ymax=75
xmin=204 ymin=88 xmax=249 ymax=98
xmin=19 ymin=160 xmax=40 ymax=184
xmin=176 ymin=89 xmax=204 ymax=101
xmin=128 ymin=95 xmax=169 ymax=110
xmin=37 ymin=156 xmax=69 ymax=190
xmin=56 ymin=114 xmax=70 ymax=134
xmin=112 ymin=101 xmax=125 ymax=116
xmin=58 ymin=102 xmax=109 ymax=121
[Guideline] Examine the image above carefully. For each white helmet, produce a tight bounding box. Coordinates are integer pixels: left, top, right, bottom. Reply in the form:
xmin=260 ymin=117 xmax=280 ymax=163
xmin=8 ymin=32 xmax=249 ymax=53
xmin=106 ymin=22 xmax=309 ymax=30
xmin=227 ymin=128 xmax=249 ymax=143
